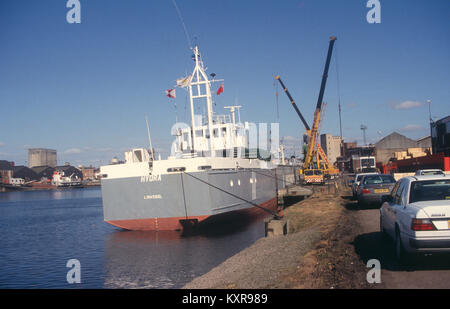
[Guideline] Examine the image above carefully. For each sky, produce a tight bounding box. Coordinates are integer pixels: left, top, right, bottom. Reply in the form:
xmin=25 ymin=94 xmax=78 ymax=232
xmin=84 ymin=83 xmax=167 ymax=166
xmin=0 ymin=0 xmax=449 ymax=166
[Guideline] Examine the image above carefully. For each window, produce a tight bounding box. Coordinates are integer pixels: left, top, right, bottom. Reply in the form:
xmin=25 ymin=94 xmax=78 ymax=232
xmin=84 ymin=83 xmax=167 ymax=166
xmin=133 ymin=150 xmax=143 ymax=162
xmin=409 ymin=180 xmax=450 ymax=203
xmin=394 ymin=180 xmax=406 ymax=205
xmin=183 ymin=132 xmax=190 ymax=142
xmin=195 ymin=130 xmax=203 ymax=137
xmin=363 ymin=175 xmax=395 ymax=185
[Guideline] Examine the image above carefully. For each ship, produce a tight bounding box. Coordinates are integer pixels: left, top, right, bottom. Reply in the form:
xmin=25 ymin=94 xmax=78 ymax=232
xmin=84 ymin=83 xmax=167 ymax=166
xmin=51 ymin=171 xmax=82 ymax=188
xmin=99 ymin=46 xmax=279 ymax=231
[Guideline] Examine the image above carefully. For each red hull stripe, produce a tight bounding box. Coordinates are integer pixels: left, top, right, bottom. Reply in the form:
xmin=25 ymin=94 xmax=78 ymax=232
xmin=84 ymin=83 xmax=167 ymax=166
xmin=106 ymin=197 xmax=278 ymax=231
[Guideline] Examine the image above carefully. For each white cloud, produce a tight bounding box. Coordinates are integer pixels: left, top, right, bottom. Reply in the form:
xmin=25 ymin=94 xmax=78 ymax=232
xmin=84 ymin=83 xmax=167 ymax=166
xmin=391 ymin=100 xmax=422 ymax=110
xmin=399 ymin=124 xmax=425 ymax=132
xmin=64 ymin=148 xmax=83 ymax=155
xmin=0 ymin=141 xmax=4 ymax=147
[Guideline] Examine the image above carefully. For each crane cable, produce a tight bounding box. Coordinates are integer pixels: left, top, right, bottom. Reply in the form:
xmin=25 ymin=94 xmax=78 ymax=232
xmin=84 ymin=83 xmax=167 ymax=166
xmin=335 ymin=44 xmax=343 ymax=140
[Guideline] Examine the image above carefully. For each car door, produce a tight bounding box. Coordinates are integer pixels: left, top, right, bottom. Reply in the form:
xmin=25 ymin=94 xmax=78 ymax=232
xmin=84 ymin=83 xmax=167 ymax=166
xmin=388 ymin=179 xmax=407 ymax=236
xmin=385 ymin=180 xmax=405 ymax=237
xmin=382 ymin=180 xmax=399 ymax=236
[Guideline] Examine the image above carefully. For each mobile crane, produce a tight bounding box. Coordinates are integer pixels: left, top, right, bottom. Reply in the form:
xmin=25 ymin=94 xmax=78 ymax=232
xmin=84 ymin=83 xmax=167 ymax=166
xmin=275 ymin=36 xmax=339 ymax=184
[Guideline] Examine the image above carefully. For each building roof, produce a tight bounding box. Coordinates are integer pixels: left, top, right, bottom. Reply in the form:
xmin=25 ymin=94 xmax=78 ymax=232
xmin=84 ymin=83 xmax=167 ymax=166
xmin=0 ymin=160 xmax=13 ymax=170
xmin=435 ymin=115 xmax=450 ymax=124
xmin=13 ymin=166 xmax=38 ymax=180
xmin=416 ymin=135 xmax=431 ymax=142
xmin=375 ymin=132 xmax=417 ymax=149
xmin=31 ymin=165 xmax=55 ymax=174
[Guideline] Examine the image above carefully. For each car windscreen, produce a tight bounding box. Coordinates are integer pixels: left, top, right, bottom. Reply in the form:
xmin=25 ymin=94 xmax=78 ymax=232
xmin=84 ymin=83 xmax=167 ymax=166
xmin=362 ymin=175 xmax=395 ymax=185
xmin=314 ymin=170 xmax=323 ymax=175
xmin=409 ymin=180 xmax=450 ymax=203
xmin=304 ymin=170 xmax=314 ymax=176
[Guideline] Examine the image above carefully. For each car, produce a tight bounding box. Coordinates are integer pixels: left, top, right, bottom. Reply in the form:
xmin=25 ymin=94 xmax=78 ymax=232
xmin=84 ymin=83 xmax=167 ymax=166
xmin=351 ymin=172 xmax=379 ymax=199
xmin=380 ymin=174 xmax=450 ymax=264
xmin=414 ymin=169 xmax=444 ymax=176
xmin=356 ymin=174 xmax=396 ymax=206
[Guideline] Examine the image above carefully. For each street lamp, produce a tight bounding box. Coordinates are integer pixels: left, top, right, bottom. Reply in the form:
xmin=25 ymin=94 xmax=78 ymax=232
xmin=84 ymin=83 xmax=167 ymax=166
xmin=360 ymin=124 xmax=368 ymax=146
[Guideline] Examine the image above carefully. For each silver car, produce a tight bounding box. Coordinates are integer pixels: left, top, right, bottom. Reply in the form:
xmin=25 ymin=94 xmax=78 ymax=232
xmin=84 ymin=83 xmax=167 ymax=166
xmin=357 ymin=174 xmax=396 ymax=206
xmin=352 ymin=172 xmax=378 ymax=199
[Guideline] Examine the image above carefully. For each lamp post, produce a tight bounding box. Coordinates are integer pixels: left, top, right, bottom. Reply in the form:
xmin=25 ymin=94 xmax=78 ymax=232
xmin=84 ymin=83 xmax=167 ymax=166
xmin=360 ymin=124 xmax=368 ymax=146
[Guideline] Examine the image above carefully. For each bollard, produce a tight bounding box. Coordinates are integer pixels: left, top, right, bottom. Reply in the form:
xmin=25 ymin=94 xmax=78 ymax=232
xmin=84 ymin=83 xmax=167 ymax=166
xmin=265 ymin=217 xmax=288 ymax=237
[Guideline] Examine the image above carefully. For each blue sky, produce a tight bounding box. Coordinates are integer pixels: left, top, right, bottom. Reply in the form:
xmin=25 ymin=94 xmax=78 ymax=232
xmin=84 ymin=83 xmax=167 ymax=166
xmin=0 ymin=0 xmax=449 ymax=166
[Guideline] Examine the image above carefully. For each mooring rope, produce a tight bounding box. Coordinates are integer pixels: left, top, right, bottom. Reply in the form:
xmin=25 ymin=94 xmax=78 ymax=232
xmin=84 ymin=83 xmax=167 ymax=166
xmin=182 ymin=171 xmax=281 ymax=218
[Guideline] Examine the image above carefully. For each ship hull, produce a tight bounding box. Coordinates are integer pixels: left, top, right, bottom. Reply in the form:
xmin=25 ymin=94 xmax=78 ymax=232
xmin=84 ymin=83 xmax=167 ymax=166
xmin=101 ymin=168 xmax=277 ymax=231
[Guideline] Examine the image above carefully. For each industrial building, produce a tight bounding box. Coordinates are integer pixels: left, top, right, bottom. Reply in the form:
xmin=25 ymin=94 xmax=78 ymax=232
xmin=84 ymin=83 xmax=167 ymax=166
xmin=0 ymin=160 xmax=14 ymax=184
xmin=320 ymin=134 xmax=342 ymax=165
xmin=28 ymin=148 xmax=57 ymax=168
xmin=31 ymin=166 xmax=56 ymax=181
xmin=431 ymin=115 xmax=450 ymax=156
xmin=374 ymin=132 xmax=431 ymax=165
xmin=12 ymin=166 xmax=38 ymax=182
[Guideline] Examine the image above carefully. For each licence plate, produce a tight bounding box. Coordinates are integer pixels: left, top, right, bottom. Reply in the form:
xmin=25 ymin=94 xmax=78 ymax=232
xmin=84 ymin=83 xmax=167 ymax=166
xmin=374 ymin=189 xmax=389 ymax=193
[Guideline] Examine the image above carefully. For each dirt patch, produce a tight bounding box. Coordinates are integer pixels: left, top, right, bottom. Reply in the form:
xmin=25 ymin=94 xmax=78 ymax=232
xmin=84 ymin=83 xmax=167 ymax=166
xmin=183 ymin=228 xmax=321 ymax=289
xmin=283 ymin=190 xmax=373 ymax=289
xmin=183 ymin=185 xmax=375 ymax=289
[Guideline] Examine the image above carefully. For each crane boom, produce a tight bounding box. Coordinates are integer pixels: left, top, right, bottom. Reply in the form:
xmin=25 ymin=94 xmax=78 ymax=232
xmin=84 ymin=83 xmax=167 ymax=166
xmin=303 ymin=36 xmax=336 ymax=170
xmin=274 ymin=76 xmax=310 ymax=131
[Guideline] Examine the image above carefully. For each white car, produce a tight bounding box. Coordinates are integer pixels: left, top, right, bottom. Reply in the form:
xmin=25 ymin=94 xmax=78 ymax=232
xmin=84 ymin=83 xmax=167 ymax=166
xmin=352 ymin=172 xmax=378 ymax=199
xmin=380 ymin=174 xmax=450 ymax=263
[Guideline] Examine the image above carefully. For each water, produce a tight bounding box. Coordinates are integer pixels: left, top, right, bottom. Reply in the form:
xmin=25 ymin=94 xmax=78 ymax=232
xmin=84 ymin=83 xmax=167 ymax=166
xmin=0 ymin=187 xmax=267 ymax=288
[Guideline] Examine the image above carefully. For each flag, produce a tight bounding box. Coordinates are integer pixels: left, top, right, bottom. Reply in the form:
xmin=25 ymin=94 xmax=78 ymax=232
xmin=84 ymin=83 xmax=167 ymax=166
xmin=166 ymin=89 xmax=176 ymax=99
xmin=216 ymin=83 xmax=224 ymax=95
xmin=176 ymin=75 xmax=192 ymax=88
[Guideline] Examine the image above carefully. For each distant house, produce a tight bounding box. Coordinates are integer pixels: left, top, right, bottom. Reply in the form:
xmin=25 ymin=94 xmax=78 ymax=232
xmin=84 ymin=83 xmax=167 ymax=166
xmin=0 ymin=160 xmax=14 ymax=184
xmin=78 ymin=166 xmax=96 ymax=180
xmin=31 ymin=166 xmax=56 ymax=181
xmin=12 ymin=166 xmax=39 ymax=182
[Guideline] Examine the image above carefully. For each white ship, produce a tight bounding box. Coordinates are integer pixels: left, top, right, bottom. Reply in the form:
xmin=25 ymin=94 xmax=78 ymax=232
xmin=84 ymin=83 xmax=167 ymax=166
xmin=100 ymin=46 xmax=279 ymax=231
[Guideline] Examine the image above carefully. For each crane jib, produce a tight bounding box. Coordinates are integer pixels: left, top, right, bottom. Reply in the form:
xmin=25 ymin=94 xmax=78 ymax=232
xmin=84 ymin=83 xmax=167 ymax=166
xmin=315 ymin=36 xmax=336 ymax=111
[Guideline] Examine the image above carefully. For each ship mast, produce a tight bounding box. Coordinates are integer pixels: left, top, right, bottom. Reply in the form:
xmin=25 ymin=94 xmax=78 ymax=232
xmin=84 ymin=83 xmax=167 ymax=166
xmin=187 ymin=46 xmax=222 ymax=157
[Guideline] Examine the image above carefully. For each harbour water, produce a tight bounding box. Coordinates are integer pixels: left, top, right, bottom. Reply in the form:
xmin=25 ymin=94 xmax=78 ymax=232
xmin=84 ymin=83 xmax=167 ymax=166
xmin=0 ymin=187 xmax=269 ymax=288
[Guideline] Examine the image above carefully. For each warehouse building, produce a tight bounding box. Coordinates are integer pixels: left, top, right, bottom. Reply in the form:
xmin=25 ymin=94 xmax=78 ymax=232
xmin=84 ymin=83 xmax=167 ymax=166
xmin=431 ymin=115 xmax=450 ymax=156
xmin=374 ymin=132 xmax=431 ymax=165
xmin=320 ymin=134 xmax=342 ymax=165
xmin=28 ymin=148 xmax=57 ymax=168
